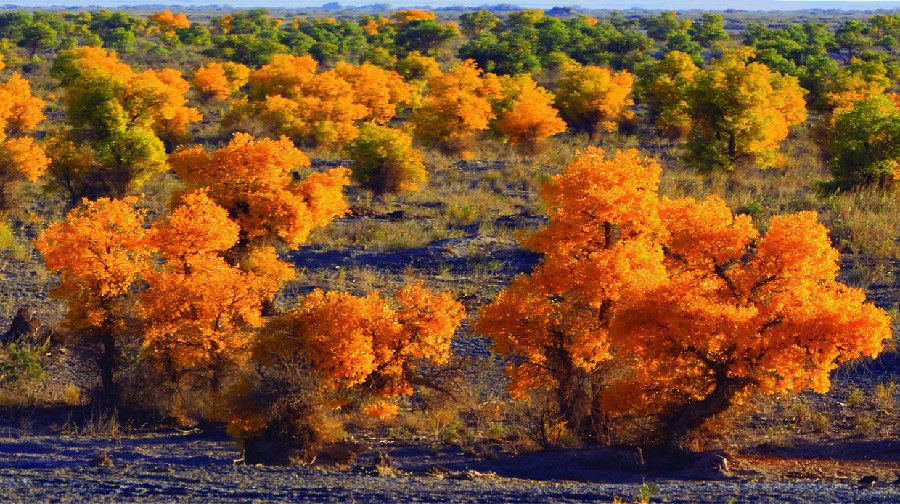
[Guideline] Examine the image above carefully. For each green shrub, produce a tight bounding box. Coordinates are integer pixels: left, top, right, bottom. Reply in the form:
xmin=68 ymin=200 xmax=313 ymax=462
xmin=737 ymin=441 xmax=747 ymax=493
xmin=0 ymin=342 xmax=44 ymax=393
xmin=346 ymin=123 xmax=427 ymax=194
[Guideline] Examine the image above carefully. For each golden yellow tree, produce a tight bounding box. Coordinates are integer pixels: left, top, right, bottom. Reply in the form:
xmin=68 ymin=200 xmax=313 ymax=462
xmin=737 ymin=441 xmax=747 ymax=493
xmin=635 ymin=50 xmax=698 ymax=138
xmin=554 ymin=66 xmax=635 ymax=137
xmin=684 ymin=48 xmax=807 ymax=170
xmin=34 ymin=198 xmax=149 ymax=404
xmin=148 ymin=10 xmax=190 ymax=32
xmin=411 ymin=60 xmax=500 ymax=156
xmin=491 ymin=74 xmax=566 ymax=153
xmin=477 ymin=148 xmax=890 ymax=447
xmin=822 ymin=58 xmax=891 ymax=113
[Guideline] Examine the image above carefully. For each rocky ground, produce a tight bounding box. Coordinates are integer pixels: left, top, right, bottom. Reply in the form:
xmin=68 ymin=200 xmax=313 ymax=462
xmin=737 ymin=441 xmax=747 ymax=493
xmin=2 ymin=424 xmax=900 ymax=504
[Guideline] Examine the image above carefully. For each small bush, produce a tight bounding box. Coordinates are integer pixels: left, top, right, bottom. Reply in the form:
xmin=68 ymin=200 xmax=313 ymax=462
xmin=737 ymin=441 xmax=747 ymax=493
xmin=346 ymin=123 xmax=427 ymax=194
xmin=0 ymin=341 xmax=45 ymax=402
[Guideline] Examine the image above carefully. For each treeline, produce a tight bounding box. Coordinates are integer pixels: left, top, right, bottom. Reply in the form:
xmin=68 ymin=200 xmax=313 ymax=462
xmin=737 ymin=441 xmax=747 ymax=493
xmin=0 ymin=8 xmax=896 ymax=188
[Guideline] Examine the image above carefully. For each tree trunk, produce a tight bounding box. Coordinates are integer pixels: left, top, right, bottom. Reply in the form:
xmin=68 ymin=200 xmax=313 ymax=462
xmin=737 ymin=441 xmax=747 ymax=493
xmin=665 ymin=374 xmax=755 ymax=452
xmin=727 ymin=132 xmax=737 ymax=163
xmin=99 ymin=328 xmax=117 ymax=406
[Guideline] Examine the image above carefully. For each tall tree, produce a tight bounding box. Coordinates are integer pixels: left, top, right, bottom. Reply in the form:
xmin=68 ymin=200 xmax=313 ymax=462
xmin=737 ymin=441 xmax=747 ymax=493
xmin=476 ymin=148 xmax=890 ymax=448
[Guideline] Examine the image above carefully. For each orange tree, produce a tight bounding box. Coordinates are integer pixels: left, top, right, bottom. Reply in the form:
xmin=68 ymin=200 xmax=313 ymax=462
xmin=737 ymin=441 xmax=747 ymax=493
xmin=140 ymin=191 xmax=278 ymax=394
xmin=410 ymin=59 xmax=500 ymax=156
xmin=34 ymin=198 xmax=149 ymax=405
xmin=226 ymin=285 xmax=465 ymax=464
xmin=169 ymin=133 xmax=349 ymax=258
xmin=476 ymin=148 xmax=890 ymax=448
xmin=475 ymin=148 xmax=666 ymax=440
xmin=38 ymin=133 xmax=351 ymax=408
xmin=168 ymin=132 xmax=349 ymax=311
xmin=226 ymin=55 xmax=412 ymax=147
xmin=490 ymin=74 xmax=566 ymax=153
xmin=193 ymin=61 xmax=251 ymax=101
xmin=0 ymin=70 xmax=49 ymax=214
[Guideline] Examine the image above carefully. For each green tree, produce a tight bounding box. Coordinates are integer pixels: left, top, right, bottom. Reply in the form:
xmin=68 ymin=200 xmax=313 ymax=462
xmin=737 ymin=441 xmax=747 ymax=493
xmin=687 ymin=13 xmax=728 ymax=48
xmin=394 ymin=19 xmax=458 ymax=56
xmin=459 ymin=9 xmax=499 ymax=36
xmin=825 ymin=94 xmax=900 ymax=189
xmin=19 ymin=22 xmax=57 ymax=55
xmin=684 ymin=49 xmax=807 ymax=171
xmin=47 ymin=47 xmax=199 ymax=204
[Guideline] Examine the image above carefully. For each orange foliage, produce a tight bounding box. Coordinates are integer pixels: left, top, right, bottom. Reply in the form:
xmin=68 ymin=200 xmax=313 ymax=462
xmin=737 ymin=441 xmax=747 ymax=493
xmin=609 ymin=201 xmax=888 ymax=443
xmin=0 ymin=72 xmax=48 ymax=212
xmin=34 ymin=198 xmax=149 ymax=402
xmin=235 ymin=56 xmax=412 ymax=146
xmin=169 ymin=132 xmax=350 ymax=249
xmin=390 ymin=9 xmax=435 ymax=22
xmin=35 ymin=197 xmax=147 ymax=313
xmin=248 ymin=54 xmax=318 ymax=101
xmin=0 ymin=73 xmax=46 ymax=137
xmin=364 ymin=401 xmax=399 ymax=418
xmin=477 ymin=148 xmax=891 ymax=443
xmin=362 ymin=19 xmax=380 ymax=34
xmin=148 ymin=10 xmax=190 ymax=32
xmin=476 ymin=148 xmax=665 ymax=407
xmin=492 ymin=75 xmax=566 ymax=151
xmin=250 ymin=285 xmax=464 ymax=396
xmin=333 ymin=62 xmax=414 ymax=123
xmin=193 ymin=62 xmax=251 ymax=101
xmin=411 ymin=60 xmax=500 ymax=155
xmin=141 ymin=191 xmax=270 ymax=388
xmin=2 ymin=137 xmax=49 ymax=182
xmin=144 ymin=68 xmax=203 ymax=146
